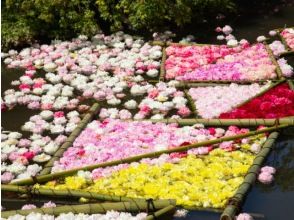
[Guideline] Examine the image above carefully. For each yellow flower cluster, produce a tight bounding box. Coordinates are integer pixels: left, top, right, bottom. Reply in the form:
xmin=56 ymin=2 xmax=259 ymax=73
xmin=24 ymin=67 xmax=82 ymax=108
xmin=36 ymin=148 xmax=257 ymax=209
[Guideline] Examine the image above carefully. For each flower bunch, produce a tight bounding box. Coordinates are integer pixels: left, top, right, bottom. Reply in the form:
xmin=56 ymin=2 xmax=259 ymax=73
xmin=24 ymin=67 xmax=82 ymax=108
xmin=2 ymin=32 xmax=161 ymax=79
xmin=280 ymin=28 xmax=294 ymax=50
xmin=22 ymin=110 xmax=81 ymax=135
xmin=258 ymin=166 xmax=276 ymax=184
xmin=51 ymin=120 xmax=255 ymax=172
xmin=269 ymin=40 xmax=286 ymax=56
xmin=135 ymin=82 xmax=191 ymax=119
xmin=1 ymin=130 xmax=68 ymax=183
xmin=277 ymin=58 xmax=293 ymax=78
xmin=175 ymin=44 xmax=277 ymax=81
xmin=165 ymin=44 xmax=242 ymax=79
xmin=188 ymin=83 xmax=270 ymax=118
xmin=39 ymin=132 xmax=267 ymax=209
xmin=220 ymin=83 xmax=294 ymax=118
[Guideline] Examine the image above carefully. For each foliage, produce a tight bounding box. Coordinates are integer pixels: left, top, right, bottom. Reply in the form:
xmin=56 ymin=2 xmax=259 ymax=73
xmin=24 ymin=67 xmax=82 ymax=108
xmin=96 ymin=0 xmax=236 ymax=31
xmin=2 ymin=0 xmax=100 ymax=49
xmin=1 ymin=0 xmax=245 ymax=49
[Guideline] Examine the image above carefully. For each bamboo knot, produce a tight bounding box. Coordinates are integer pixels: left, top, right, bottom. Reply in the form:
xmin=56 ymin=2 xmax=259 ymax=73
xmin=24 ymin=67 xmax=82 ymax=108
xmin=226 ymin=197 xmax=242 ymax=212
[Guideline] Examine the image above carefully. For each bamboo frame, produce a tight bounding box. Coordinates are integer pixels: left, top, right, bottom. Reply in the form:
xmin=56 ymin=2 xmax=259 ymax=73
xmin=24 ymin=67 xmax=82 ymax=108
xmin=39 ymin=103 xmax=100 ymax=175
xmin=220 ymin=131 xmax=280 ymax=220
xmin=160 ymin=41 xmax=283 ymax=83
xmin=134 ymin=117 xmax=294 ymax=126
xmin=10 ymin=125 xmax=288 ymax=186
xmin=2 ymin=184 xmax=175 ymax=205
xmin=1 ymin=201 xmax=175 ymax=219
xmin=183 ymin=80 xmax=292 ymax=121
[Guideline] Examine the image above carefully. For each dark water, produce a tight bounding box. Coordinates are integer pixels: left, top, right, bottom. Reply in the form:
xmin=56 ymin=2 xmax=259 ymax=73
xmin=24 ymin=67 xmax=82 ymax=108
xmin=1 ymin=4 xmax=294 ymax=220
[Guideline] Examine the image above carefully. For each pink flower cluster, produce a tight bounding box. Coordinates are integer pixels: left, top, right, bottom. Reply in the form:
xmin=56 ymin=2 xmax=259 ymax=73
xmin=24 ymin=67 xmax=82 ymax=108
xmin=281 ymin=28 xmax=294 ymax=50
xmin=165 ymin=44 xmax=242 ymax=79
xmin=171 ymin=43 xmax=277 ymax=81
xmin=52 ymin=120 xmax=246 ymax=172
xmin=258 ymin=166 xmax=276 ymax=184
xmin=188 ymin=83 xmax=270 ymax=118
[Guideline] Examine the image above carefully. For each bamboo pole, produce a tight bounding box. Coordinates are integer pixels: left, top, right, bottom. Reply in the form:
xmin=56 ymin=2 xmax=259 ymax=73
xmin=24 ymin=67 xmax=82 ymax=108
xmin=220 ymin=131 xmax=280 ymax=220
xmin=1 ymin=185 xmax=175 ymax=205
xmin=159 ymin=47 xmax=166 ymax=82
xmin=10 ymin=125 xmax=288 ymax=186
xmin=1 ymin=200 xmax=175 ymax=219
xmin=264 ymin=43 xmax=285 ymax=79
xmin=288 ymin=80 xmax=294 ymax=90
xmin=39 ymin=103 xmax=100 ymax=175
xmin=150 ymin=41 xmax=166 ymax=47
xmin=184 ymin=89 xmax=199 ymax=118
xmin=133 ymin=117 xmax=294 ymax=126
xmin=176 ymin=79 xmax=282 ymax=84
xmin=166 ymin=42 xmax=215 ymax=47
xmin=183 ymin=80 xmax=284 ymax=120
xmin=276 ymin=28 xmax=293 ymax=52
xmin=146 ymin=205 xmax=175 ymax=220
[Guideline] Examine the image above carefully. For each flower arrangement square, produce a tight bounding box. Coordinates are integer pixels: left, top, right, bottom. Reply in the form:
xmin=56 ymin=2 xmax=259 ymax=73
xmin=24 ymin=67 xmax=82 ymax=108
xmin=164 ymin=43 xmax=280 ymax=82
xmin=187 ymin=82 xmax=294 ymax=119
xmin=33 ymin=122 xmax=273 ymax=210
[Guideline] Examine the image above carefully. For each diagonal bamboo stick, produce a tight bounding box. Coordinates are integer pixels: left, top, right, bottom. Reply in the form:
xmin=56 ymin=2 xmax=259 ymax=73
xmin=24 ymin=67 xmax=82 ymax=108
xmin=10 ymin=125 xmax=288 ymax=186
xmin=39 ymin=103 xmax=100 ymax=175
xmin=220 ymin=131 xmax=280 ymax=220
xmin=132 ymin=117 xmax=294 ymax=126
xmin=264 ymin=43 xmax=285 ymax=79
xmin=159 ymin=47 xmax=167 ymax=82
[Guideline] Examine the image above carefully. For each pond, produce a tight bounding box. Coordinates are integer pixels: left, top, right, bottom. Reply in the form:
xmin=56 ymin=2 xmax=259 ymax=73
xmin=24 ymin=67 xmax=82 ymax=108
xmin=1 ymin=3 xmax=294 ymax=220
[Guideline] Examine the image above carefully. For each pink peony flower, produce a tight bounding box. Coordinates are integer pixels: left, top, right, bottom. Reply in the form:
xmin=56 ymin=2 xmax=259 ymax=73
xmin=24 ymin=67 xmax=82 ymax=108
xmin=21 ymin=204 xmax=37 ymax=210
xmin=236 ymin=213 xmax=253 ymax=220
xmin=177 ymin=107 xmax=191 ymax=117
xmin=261 ymin=166 xmax=276 ymax=174
xmin=258 ymin=172 xmax=274 ymax=184
xmin=1 ymin=172 xmax=15 ymax=183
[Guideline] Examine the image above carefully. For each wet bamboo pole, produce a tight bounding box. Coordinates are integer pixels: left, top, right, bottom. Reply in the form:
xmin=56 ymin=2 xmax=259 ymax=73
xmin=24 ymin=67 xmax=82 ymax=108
xmin=184 ymin=89 xmax=198 ymax=118
xmin=1 ymin=184 xmax=175 ymax=205
xmin=1 ymin=200 xmax=175 ymax=219
xmin=288 ymin=80 xmax=294 ymax=90
xmin=10 ymin=125 xmax=288 ymax=186
xmin=146 ymin=205 xmax=175 ymax=220
xmin=39 ymin=103 xmax=100 ymax=175
xmin=220 ymin=131 xmax=280 ymax=220
xmin=159 ymin=47 xmax=166 ymax=82
xmin=133 ymin=117 xmax=294 ymax=126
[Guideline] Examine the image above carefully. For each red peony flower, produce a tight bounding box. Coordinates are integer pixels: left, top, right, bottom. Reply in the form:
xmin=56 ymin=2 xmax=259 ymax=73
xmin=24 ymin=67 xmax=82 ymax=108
xmin=220 ymin=83 xmax=294 ymax=119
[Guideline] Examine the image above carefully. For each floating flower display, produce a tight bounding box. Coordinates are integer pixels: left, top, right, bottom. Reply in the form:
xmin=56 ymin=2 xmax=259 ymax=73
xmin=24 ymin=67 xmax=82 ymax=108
xmin=220 ymin=83 xmax=294 ymax=118
xmin=1 ymin=129 xmax=68 ymax=183
xmin=51 ymin=119 xmax=261 ymax=172
xmin=37 ymin=131 xmax=267 ymax=209
xmin=165 ymin=43 xmax=277 ymax=81
xmin=188 ymin=83 xmax=270 ymax=118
